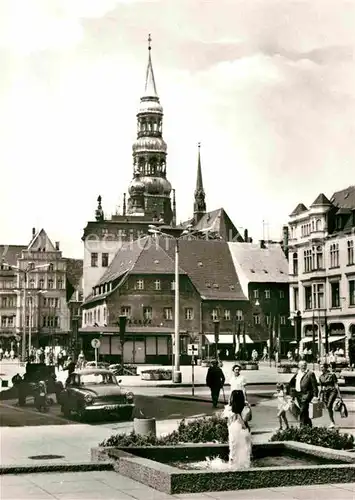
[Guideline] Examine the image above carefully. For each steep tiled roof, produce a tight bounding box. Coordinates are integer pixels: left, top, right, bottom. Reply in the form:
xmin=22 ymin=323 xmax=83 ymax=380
xmin=330 ymin=186 xmax=355 ymax=209
xmin=228 ymin=242 xmax=289 ymax=295
xmin=182 ymin=208 xmax=244 ymax=242
xmin=0 ymin=245 xmax=26 ymax=267
xmin=132 ymin=238 xmax=185 ymax=274
xmin=97 ymin=237 xmax=150 ymax=285
xmin=165 ymin=239 xmax=247 ymax=300
xmin=311 ymin=193 xmax=331 ymax=206
xmin=289 ymin=203 xmax=308 ymax=216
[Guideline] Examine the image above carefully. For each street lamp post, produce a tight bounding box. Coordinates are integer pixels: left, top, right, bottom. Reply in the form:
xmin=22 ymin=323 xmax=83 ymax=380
xmin=10 ymin=262 xmax=49 ymax=361
xmin=148 ymin=224 xmax=211 ymax=383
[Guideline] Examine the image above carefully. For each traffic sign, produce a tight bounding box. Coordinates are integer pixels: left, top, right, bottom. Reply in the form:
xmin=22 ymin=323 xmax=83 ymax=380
xmin=187 ymin=343 xmax=199 ymax=355
xmin=91 ymin=338 xmax=101 ymax=349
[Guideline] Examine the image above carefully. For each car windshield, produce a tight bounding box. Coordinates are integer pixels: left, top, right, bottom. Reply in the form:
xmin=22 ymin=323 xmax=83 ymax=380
xmin=80 ymin=372 xmax=117 ymax=385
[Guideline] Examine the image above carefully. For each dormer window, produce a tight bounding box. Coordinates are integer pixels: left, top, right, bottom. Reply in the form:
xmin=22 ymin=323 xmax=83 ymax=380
xmin=136 ymin=279 xmax=144 ymax=290
xmin=154 ymin=279 xmax=161 ymax=291
xmin=171 ymin=280 xmax=175 ymax=291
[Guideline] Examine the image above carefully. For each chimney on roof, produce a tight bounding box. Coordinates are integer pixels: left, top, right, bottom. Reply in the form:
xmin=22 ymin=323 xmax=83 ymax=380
xmin=32 ymin=227 xmax=36 ymax=238
xmin=260 ymin=239 xmax=266 ymax=249
xmin=55 ymin=241 xmax=60 ymax=251
xmin=244 ymin=229 xmax=248 ymax=242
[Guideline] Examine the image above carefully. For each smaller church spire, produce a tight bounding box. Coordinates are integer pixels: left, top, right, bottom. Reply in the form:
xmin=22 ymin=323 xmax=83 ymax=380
xmin=193 ymin=143 xmax=206 ymax=223
xmin=123 ymin=193 xmax=127 ymax=216
xmin=144 ymin=34 xmax=158 ymax=98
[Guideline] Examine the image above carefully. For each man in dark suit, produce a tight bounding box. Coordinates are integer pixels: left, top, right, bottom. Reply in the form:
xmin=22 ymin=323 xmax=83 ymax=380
xmin=206 ymin=360 xmax=225 ymax=408
xmin=288 ymin=360 xmax=318 ymax=427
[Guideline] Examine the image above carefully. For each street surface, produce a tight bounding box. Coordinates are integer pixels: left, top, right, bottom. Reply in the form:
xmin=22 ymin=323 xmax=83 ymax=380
xmin=0 ymin=387 xmax=272 ymax=427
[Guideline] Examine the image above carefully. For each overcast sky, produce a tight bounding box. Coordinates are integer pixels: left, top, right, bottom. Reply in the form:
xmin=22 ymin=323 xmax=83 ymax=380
xmin=1 ymin=0 xmax=354 ymax=257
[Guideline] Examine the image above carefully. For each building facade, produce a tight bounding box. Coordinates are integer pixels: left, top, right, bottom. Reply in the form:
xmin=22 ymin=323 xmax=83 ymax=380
xmin=80 ymin=237 xmax=251 ymax=363
xmin=288 ymin=186 xmax=355 ymax=360
xmin=0 ymin=229 xmax=82 ymax=353
xmin=228 ymin=241 xmax=292 ymax=356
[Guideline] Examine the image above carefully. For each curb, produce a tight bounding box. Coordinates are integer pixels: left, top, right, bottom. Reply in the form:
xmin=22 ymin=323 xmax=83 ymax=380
xmin=0 ymin=461 xmax=114 ymax=475
xmin=162 ymin=394 xmax=272 ymax=404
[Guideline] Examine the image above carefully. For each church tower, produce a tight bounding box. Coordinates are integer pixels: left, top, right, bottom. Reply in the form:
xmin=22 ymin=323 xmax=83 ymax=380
xmin=193 ymin=143 xmax=206 ymax=223
xmin=127 ymin=35 xmax=173 ymax=223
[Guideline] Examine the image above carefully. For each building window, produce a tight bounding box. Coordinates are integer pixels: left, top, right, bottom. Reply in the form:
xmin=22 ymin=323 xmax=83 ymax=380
xmin=292 ymin=252 xmax=298 ymax=275
xmin=280 ymin=315 xmax=286 ymax=325
xmin=103 ymin=308 xmax=106 ymax=321
xmin=185 ymin=308 xmax=194 ymax=320
xmin=313 ymin=245 xmax=323 ymax=270
xmin=84 ymin=312 xmax=87 ymax=324
xmin=48 ymin=279 xmax=54 ymax=289
xmin=102 ymin=253 xmax=109 ymax=267
xmin=312 ymin=283 xmax=324 ymax=309
xmin=253 ymin=289 xmax=259 ymax=299
xmin=143 ymin=307 xmax=152 ymax=320
xmin=211 ymin=309 xmax=219 ymax=321
xmin=29 ymin=279 xmax=35 ymax=288
xmin=2 ymin=297 xmax=7 ymax=307
xmin=253 ymin=314 xmax=260 ymax=325
xmin=265 ymin=314 xmax=270 ymax=326
xmin=1 ymin=317 xmax=6 ymax=327
xmin=330 ymin=243 xmax=339 ymax=268
xmin=58 ymin=278 xmax=63 ymax=289
xmin=265 ymin=289 xmax=271 ymax=299
xmin=330 ymin=282 xmax=340 ymax=308
xmin=39 ymin=278 xmax=44 ymax=289
xmin=304 ymin=286 xmax=312 ymax=310
xmin=349 ymin=280 xmax=355 ymax=306
xmin=279 ymin=290 xmax=285 ymax=299
xmin=154 ymin=279 xmax=161 ymax=291
xmin=236 ymin=310 xmax=243 ymax=321
xmin=93 ymin=310 xmax=96 ymax=322
xmin=91 ymin=253 xmax=98 ymax=267
xmin=304 ymin=249 xmax=312 ymax=272
xmin=136 ymin=279 xmax=144 ymax=290
xmin=293 ymin=288 xmax=299 ymax=311
xmin=224 ymin=309 xmax=231 ymax=320
xmin=121 ymin=306 xmax=131 ymax=318
xmin=164 ymin=307 xmax=173 ymax=320
xmin=97 ymin=309 xmax=101 ymax=323
xmin=171 ymin=280 xmax=175 ymax=291
xmin=348 ymin=240 xmax=354 ymax=266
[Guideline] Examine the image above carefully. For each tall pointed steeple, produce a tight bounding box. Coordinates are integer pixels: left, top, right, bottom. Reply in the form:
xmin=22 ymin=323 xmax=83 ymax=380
xmin=144 ymin=34 xmax=158 ymax=98
xmin=127 ymin=35 xmax=173 ymax=224
xmin=194 ymin=143 xmax=206 ymax=223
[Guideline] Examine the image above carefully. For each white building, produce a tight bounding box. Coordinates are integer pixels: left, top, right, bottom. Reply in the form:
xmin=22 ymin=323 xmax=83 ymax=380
xmin=288 ymin=186 xmax=355 ymax=360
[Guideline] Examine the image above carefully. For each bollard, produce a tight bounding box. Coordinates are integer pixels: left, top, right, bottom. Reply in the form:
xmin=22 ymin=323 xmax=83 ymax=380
xmin=133 ymin=417 xmax=156 ymax=437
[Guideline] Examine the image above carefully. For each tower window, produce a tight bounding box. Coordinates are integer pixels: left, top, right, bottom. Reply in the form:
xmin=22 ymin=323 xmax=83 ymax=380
xmin=91 ymin=253 xmax=98 ymax=267
xmin=102 ymin=253 xmax=109 ymax=267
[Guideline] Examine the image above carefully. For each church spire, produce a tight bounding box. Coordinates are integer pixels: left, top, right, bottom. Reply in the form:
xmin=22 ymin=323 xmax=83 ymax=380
xmin=144 ymin=34 xmax=158 ymax=98
xmin=194 ymin=142 xmax=206 ymax=223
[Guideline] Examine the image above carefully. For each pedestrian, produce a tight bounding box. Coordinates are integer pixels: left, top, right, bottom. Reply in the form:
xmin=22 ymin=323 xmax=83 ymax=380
xmin=329 ymin=350 xmax=336 ymax=372
xmin=319 ymin=362 xmax=341 ymax=428
xmin=288 ymin=360 xmax=318 ymax=427
xmin=39 ymin=348 xmax=45 ymax=364
xmin=78 ymin=350 xmax=85 ymax=369
xmin=287 ymin=350 xmax=292 ymax=362
xmin=230 ymin=363 xmax=247 ymax=399
xmin=223 ymin=390 xmax=252 ymax=468
xmin=251 ymin=349 xmax=258 ymax=362
xmin=10 ymin=348 xmax=15 ymax=360
xmin=206 ymin=359 xmax=225 ymax=408
xmin=274 ymin=383 xmax=290 ymax=430
xmin=262 ymin=346 xmax=268 ymax=362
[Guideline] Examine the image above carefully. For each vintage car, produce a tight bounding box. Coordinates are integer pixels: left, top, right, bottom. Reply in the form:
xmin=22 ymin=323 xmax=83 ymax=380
xmin=59 ymin=368 xmax=135 ymax=421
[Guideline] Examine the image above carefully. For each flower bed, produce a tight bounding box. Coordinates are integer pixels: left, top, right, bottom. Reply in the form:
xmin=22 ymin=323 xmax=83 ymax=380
xmin=277 ymin=362 xmax=299 ymax=374
xmin=141 ymin=369 xmax=172 ymax=381
xmin=270 ymin=426 xmax=354 ymax=451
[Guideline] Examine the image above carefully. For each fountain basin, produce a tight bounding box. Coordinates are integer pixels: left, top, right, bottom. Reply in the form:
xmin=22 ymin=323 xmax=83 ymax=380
xmin=105 ymin=442 xmax=355 ymax=494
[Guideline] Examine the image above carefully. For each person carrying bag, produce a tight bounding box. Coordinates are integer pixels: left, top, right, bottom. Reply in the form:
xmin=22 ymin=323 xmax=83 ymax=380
xmin=319 ymin=362 xmax=342 ymax=428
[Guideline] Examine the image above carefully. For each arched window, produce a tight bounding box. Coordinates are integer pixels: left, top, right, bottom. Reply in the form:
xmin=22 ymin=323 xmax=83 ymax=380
xmin=316 ymin=219 xmax=321 ymax=231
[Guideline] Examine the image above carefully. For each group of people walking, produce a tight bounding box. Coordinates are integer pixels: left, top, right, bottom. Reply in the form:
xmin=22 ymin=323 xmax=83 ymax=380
xmin=206 ymin=359 xmax=344 ymax=431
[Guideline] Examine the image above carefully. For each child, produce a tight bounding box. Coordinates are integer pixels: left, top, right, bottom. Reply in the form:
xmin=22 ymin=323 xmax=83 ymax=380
xmin=274 ymin=383 xmax=290 ymax=430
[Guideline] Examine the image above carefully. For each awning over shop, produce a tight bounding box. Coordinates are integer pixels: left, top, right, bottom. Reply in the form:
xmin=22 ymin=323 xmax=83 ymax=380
xmin=205 ymin=334 xmax=254 ymax=344
xmin=299 ymin=336 xmax=345 ymax=345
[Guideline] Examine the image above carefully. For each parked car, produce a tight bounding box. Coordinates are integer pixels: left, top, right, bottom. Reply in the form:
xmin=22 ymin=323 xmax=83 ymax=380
xmin=59 ymin=368 xmax=134 ymax=421
xmin=12 ymin=363 xmax=63 ymax=406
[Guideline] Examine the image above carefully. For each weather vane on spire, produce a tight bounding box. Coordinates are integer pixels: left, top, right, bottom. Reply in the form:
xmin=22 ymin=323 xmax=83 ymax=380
xmin=148 ymin=33 xmax=152 ymax=51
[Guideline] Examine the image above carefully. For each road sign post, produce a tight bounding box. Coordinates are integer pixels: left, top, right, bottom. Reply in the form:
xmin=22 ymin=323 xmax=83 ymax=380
xmin=187 ymin=343 xmax=198 ymax=396
xmin=91 ymin=338 xmax=101 ymax=367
